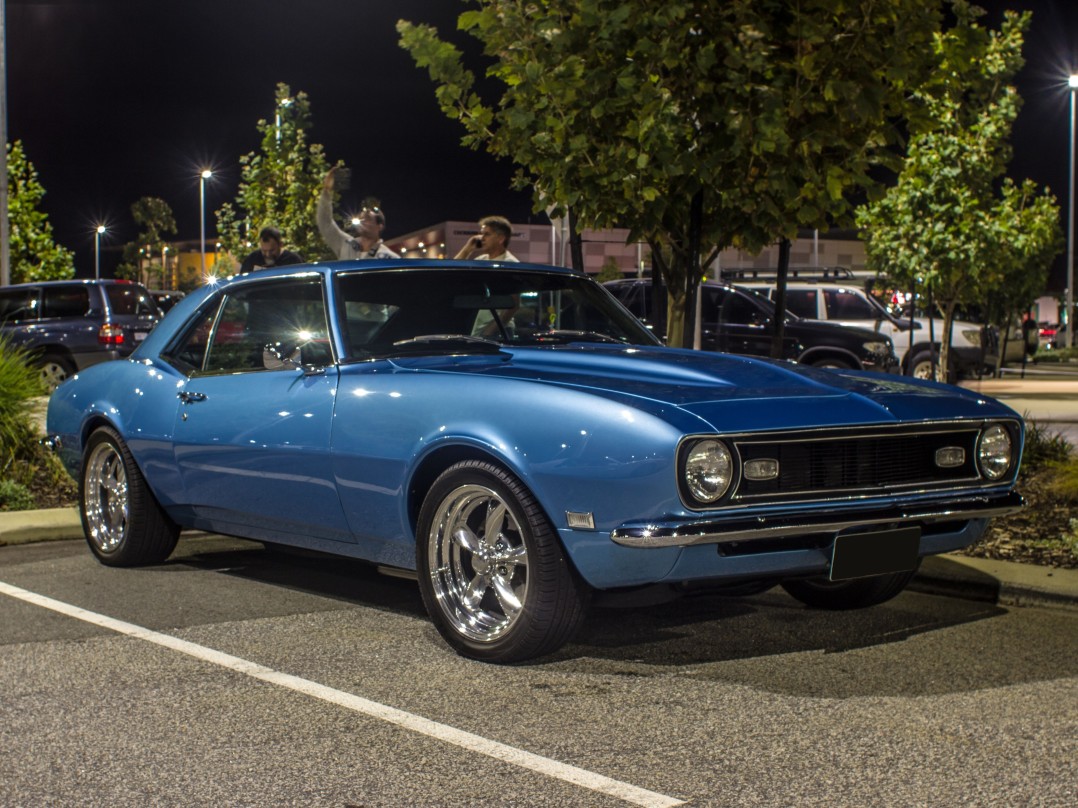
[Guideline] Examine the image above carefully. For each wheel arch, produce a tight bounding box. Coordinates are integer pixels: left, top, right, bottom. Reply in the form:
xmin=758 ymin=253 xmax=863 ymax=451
xmin=797 ymin=346 xmax=861 ymax=369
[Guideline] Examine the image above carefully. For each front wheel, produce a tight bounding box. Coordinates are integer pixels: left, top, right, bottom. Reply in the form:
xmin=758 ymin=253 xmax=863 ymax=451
xmin=909 ymin=350 xmax=953 ymax=383
xmin=416 ymin=460 xmax=589 ymax=663
xmin=810 ymin=357 xmax=854 ymax=370
xmin=780 ymin=565 xmax=919 ymax=610
xmin=80 ymin=426 xmax=179 ymax=567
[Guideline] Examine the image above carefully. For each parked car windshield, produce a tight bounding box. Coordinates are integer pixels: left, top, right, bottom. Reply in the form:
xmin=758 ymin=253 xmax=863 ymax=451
xmin=336 ymin=267 xmax=660 ymax=359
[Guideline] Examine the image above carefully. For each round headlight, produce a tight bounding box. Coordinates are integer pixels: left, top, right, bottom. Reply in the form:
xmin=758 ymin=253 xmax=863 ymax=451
xmin=977 ymin=424 xmax=1013 ymax=480
xmin=683 ymin=439 xmax=734 ymax=504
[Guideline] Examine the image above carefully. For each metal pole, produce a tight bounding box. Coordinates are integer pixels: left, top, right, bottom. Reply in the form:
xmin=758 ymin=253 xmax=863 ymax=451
xmin=0 ymin=0 xmax=10 ymax=286
xmin=94 ymin=229 xmax=101 ymax=280
xmin=199 ymin=172 xmax=208 ymax=276
xmin=1068 ymin=77 xmax=1077 ymax=348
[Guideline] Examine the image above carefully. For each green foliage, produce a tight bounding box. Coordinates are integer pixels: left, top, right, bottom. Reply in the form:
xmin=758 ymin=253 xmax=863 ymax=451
xmin=1020 ymin=416 xmax=1073 ymax=471
xmin=216 ymin=83 xmax=338 ymax=265
xmin=1046 ymin=458 xmax=1078 ymax=504
xmin=1033 ymin=346 xmax=1078 ymax=363
xmin=0 ymin=336 xmax=45 ymax=479
xmin=594 ymin=256 xmax=624 ymax=283
xmin=399 ymin=1 xmax=945 ymax=346
xmin=5 ymin=140 xmax=75 ymax=283
xmin=0 ymin=479 xmax=35 ymax=512
xmin=116 ymin=196 xmax=177 ymax=287
xmin=857 ymin=11 xmax=1062 ymax=376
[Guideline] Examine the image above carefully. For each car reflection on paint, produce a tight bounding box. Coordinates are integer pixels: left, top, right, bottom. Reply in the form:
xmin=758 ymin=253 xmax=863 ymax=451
xmin=46 ymin=260 xmax=1024 ymax=662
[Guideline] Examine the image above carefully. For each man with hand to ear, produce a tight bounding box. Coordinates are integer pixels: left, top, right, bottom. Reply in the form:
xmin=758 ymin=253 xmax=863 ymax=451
xmin=455 ymin=216 xmax=519 ymax=262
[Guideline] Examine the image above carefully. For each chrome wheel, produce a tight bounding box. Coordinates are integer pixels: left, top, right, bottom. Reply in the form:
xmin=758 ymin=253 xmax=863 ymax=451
xmin=83 ymin=440 xmax=129 ymax=554
xmin=79 ymin=426 xmax=178 ymax=566
xmin=427 ymin=483 xmax=530 ymax=644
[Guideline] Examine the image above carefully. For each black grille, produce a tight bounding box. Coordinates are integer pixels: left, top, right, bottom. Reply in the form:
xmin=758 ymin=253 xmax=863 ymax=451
xmin=736 ymin=428 xmax=980 ymax=498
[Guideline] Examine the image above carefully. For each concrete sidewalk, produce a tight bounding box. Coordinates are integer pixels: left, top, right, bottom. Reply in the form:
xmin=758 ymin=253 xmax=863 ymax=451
xmin=2 ymin=506 xmax=1075 ymax=611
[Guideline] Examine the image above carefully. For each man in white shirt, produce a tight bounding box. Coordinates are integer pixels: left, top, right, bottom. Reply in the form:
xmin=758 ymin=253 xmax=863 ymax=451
xmin=317 ymin=167 xmax=400 ymax=260
xmin=455 ymin=216 xmax=519 ymax=262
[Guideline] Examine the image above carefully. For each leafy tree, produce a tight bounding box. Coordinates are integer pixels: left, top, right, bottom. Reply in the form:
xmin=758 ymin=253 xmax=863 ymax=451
xmin=116 ymin=196 xmax=177 ymax=287
xmin=398 ymin=1 xmax=944 ymax=347
xmin=856 ymin=10 xmax=1062 ymax=378
xmin=216 ymin=83 xmax=337 ymax=264
xmin=5 ymin=141 xmax=74 ymax=283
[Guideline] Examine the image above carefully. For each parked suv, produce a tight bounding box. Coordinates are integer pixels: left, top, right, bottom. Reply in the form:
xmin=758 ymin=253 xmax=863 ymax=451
xmin=0 ymin=279 xmax=162 ymax=390
xmin=604 ymin=279 xmax=898 ymax=373
xmin=723 ymin=269 xmax=996 ymax=380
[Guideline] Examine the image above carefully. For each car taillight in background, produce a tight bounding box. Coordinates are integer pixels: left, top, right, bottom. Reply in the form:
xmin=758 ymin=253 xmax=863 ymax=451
xmin=98 ymin=323 xmax=125 ymax=346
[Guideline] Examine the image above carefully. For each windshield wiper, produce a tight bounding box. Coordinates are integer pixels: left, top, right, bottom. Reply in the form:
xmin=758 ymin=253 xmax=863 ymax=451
xmin=526 ymin=329 xmax=625 ymax=345
xmin=386 ymin=334 xmax=504 ymax=356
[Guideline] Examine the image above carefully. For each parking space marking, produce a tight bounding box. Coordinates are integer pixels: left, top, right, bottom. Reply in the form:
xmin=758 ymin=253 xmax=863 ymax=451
xmin=0 ymin=580 xmax=684 ymax=808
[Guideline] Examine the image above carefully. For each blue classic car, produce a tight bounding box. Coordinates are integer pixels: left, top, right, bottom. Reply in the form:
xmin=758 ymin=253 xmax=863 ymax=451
xmin=47 ymin=260 xmax=1024 ymax=662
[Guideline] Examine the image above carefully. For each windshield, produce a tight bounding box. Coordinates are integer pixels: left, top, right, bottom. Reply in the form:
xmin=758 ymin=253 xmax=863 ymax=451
xmin=335 ymin=267 xmax=661 ymax=360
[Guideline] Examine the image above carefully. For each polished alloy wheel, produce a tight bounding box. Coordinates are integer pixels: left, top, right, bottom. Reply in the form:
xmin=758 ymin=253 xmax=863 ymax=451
xmin=39 ymin=361 xmax=70 ymax=392
xmin=83 ymin=441 xmax=129 ymax=554
xmin=427 ymin=483 xmax=530 ymax=643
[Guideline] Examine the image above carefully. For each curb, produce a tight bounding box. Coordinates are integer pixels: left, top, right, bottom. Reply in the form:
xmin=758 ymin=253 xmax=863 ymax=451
xmin=2 ymin=508 xmax=1076 ymax=611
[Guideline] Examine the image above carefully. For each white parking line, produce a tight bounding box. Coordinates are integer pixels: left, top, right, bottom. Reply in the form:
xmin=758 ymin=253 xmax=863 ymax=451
xmin=0 ymin=580 xmax=684 ymax=808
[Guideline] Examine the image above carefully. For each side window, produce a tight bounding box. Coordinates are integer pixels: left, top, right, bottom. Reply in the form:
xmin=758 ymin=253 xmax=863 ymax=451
xmin=165 ymin=278 xmax=331 ymax=375
xmin=824 ymin=288 xmax=877 ymax=320
xmin=41 ymin=286 xmax=90 ymax=318
xmin=784 ymin=289 xmax=818 ymax=319
xmin=0 ymin=289 xmax=39 ymax=323
xmin=106 ymin=284 xmax=161 ymax=317
xmin=718 ymin=291 xmax=766 ymax=326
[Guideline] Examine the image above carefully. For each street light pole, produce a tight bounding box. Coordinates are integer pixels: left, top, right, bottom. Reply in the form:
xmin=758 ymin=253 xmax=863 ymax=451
xmin=199 ymin=169 xmax=212 ymax=276
xmin=94 ymin=225 xmax=105 ymax=280
xmin=1067 ymin=75 xmax=1078 ymax=349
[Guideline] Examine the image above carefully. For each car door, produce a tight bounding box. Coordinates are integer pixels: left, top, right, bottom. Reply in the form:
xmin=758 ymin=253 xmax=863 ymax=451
xmin=702 ymin=287 xmax=786 ymax=357
xmin=163 ymin=276 xmax=351 ymax=543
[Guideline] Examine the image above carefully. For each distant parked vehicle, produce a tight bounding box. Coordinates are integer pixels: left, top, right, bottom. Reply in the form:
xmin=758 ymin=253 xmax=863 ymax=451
xmin=721 ymin=268 xmax=995 ymax=382
xmin=604 ymin=278 xmax=898 ymax=373
xmin=0 ymin=279 xmax=162 ymax=390
xmin=1038 ymin=322 xmax=1061 ymax=351
xmin=150 ymin=289 xmax=186 ymax=313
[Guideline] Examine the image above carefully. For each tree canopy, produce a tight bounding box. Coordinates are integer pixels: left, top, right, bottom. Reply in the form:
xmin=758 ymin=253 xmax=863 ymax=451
xmin=856 ymin=10 xmax=1062 ymax=377
xmin=399 ymin=0 xmax=946 ymax=346
xmin=115 ymin=196 xmax=177 ymax=287
xmin=4 ymin=140 xmax=74 ymax=283
xmin=215 ymin=83 xmax=337 ymax=266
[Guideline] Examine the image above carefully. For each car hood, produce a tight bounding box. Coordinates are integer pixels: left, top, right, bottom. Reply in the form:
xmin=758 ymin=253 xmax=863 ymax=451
xmin=390 ymin=344 xmax=1017 ymax=432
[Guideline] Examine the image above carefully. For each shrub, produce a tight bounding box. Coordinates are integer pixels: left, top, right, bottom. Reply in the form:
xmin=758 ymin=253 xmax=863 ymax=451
xmin=1020 ymin=415 xmax=1072 ymax=471
xmin=0 ymin=479 xmax=35 ymax=512
xmin=0 ymin=336 xmax=46 ymax=473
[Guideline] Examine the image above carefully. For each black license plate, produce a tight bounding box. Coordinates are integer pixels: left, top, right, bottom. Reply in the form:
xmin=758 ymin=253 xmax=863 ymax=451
xmin=830 ymin=526 xmax=921 ymax=581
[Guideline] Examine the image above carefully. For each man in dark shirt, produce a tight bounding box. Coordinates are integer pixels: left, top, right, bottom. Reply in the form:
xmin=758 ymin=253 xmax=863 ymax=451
xmin=239 ymin=226 xmax=304 ymax=273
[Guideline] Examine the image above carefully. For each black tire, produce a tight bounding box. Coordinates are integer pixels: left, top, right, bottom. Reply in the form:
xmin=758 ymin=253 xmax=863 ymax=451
xmin=908 ymin=350 xmax=953 ymax=383
xmin=79 ymin=426 xmax=179 ymax=567
xmin=780 ymin=565 xmax=919 ymax=610
xmin=37 ymin=352 xmax=76 ymax=392
xmin=416 ymin=459 xmax=590 ymax=663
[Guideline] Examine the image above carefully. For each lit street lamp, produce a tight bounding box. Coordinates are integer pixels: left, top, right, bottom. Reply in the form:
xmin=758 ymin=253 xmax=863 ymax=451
xmin=199 ymin=169 xmax=212 ymax=276
xmin=1065 ymin=75 xmax=1073 ymax=351
xmin=94 ymin=225 xmax=106 ymax=280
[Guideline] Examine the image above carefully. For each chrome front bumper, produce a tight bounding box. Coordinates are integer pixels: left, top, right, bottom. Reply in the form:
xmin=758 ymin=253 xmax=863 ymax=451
xmin=609 ymin=490 xmax=1024 ymax=549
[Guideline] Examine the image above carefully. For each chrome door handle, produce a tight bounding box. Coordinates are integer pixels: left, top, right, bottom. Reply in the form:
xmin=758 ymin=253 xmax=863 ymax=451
xmin=178 ymin=391 xmax=207 ymax=404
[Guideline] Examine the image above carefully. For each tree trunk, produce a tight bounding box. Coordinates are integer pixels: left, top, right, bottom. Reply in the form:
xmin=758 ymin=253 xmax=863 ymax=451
xmin=568 ymin=208 xmax=585 ymax=274
xmin=770 ymin=238 xmax=791 ymax=360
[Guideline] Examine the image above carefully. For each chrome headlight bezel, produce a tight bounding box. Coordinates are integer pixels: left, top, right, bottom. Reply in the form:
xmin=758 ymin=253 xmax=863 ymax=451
xmin=678 ymin=438 xmax=738 ymax=508
xmin=976 ymin=423 xmax=1015 ymax=481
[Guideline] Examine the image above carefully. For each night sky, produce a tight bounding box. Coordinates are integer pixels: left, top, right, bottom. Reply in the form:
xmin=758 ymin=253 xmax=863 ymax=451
xmin=6 ymin=0 xmax=1078 ymax=285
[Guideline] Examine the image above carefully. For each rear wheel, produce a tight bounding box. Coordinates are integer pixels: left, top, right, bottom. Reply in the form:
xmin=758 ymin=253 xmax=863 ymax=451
xmin=781 ymin=566 xmax=919 ymax=610
xmin=37 ymin=352 xmax=75 ymax=392
xmin=416 ymin=460 xmax=589 ymax=663
xmin=80 ymin=426 xmax=179 ymax=567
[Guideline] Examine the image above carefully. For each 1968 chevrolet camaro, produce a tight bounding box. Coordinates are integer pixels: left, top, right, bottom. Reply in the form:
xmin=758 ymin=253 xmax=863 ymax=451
xmin=46 ymin=260 xmax=1024 ymax=662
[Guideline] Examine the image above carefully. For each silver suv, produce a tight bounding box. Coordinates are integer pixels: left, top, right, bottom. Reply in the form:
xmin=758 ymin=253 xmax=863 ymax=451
xmin=726 ymin=270 xmax=995 ymax=380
